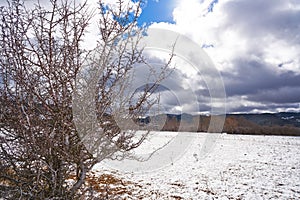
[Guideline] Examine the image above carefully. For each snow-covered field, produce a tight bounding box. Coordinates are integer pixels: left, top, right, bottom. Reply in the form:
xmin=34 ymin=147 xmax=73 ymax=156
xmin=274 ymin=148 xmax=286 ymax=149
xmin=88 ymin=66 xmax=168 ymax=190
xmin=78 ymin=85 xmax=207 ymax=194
xmin=93 ymin=132 xmax=300 ymax=199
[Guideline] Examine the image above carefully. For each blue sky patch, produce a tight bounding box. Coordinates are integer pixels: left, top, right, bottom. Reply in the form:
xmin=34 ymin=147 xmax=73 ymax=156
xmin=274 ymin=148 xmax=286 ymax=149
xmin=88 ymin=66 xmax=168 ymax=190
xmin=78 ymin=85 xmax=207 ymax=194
xmin=201 ymin=44 xmax=215 ymax=48
xmin=137 ymin=0 xmax=176 ymax=26
xmin=208 ymin=0 xmax=219 ymax=13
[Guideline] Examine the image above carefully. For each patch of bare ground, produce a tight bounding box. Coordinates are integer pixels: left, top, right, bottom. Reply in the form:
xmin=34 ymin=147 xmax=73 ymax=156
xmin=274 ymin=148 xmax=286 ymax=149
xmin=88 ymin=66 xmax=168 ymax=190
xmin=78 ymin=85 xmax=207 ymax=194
xmin=68 ymin=171 xmax=166 ymax=199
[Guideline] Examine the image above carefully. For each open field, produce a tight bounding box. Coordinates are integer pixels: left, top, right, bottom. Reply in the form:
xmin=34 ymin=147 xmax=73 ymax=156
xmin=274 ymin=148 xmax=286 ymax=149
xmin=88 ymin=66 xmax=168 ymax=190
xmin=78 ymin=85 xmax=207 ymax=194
xmin=93 ymin=132 xmax=300 ymax=199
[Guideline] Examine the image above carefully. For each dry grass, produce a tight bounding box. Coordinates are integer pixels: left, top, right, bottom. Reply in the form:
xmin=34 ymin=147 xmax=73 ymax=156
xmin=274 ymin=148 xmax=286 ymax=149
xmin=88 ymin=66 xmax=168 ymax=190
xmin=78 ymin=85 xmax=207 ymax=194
xmin=86 ymin=172 xmax=135 ymax=196
xmin=68 ymin=171 xmax=146 ymax=199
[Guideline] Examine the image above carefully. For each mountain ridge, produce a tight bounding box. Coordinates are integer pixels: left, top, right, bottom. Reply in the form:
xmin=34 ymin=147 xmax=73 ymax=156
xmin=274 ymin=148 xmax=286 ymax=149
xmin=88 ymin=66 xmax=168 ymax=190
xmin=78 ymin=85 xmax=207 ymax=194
xmin=147 ymin=112 xmax=300 ymax=136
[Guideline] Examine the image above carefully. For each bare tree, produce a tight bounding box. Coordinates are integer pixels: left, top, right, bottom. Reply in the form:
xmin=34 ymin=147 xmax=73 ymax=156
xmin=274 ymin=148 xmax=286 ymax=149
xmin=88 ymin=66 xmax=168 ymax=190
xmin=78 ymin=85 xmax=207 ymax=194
xmin=0 ymin=0 xmax=171 ymax=198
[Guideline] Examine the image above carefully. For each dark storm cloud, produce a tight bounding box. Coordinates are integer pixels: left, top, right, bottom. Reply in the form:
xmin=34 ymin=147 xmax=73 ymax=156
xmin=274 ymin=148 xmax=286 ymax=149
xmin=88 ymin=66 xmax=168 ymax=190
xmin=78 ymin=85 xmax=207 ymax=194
xmin=209 ymin=0 xmax=300 ymax=112
xmin=222 ymin=55 xmax=300 ymax=112
xmin=248 ymin=87 xmax=300 ymax=104
xmin=223 ymin=59 xmax=300 ymax=95
xmin=222 ymin=0 xmax=300 ymax=43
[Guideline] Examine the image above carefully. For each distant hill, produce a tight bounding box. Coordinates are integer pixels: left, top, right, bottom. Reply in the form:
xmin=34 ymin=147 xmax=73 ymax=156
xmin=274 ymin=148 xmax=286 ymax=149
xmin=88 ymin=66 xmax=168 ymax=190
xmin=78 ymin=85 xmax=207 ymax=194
xmin=147 ymin=112 xmax=300 ymax=136
xmin=229 ymin=112 xmax=300 ymax=128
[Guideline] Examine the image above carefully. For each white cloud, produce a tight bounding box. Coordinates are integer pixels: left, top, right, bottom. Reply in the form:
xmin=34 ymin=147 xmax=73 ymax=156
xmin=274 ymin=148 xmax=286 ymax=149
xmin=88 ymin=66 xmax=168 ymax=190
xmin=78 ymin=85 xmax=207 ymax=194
xmin=149 ymin=0 xmax=300 ymax=113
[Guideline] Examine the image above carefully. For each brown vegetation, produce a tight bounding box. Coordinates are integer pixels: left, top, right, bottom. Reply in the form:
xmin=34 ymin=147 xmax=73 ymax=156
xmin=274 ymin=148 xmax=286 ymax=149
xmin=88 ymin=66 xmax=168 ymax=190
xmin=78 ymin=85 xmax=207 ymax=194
xmin=160 ymin=114 xmax=300 ymax=136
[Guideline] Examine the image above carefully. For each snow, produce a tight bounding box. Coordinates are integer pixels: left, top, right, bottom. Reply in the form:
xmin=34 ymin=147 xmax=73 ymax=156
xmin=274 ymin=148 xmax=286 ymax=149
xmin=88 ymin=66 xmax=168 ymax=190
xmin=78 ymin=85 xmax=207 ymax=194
xmin=93 ymin=132 xmax=300 ymax=199
xmin=282 ymin=116 xmax=295 ymax=120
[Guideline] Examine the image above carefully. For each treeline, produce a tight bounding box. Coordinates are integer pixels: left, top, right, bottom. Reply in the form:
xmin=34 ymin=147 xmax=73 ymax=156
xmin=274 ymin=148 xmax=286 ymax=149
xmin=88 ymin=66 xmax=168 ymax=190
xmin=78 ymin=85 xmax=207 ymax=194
xmin=152 ymin=114 xmax=300 ymax=136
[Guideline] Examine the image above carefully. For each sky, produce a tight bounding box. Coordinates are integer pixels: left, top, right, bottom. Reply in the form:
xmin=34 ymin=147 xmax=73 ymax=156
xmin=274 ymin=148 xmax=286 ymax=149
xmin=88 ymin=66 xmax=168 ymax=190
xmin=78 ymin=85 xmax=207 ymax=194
xmin=137 ymin=0 xmax=176 ymax=25
xmin=134 ymin=0 xmax=300 ymax=114
xmin=1 ymin=0 xmax=299 ymax=114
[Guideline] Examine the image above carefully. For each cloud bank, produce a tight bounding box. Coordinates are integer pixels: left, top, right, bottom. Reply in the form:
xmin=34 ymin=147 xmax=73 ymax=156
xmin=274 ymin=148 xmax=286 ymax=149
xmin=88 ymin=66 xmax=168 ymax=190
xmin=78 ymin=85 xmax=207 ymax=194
xmin=149 ymin=0 xmax=300 ymax=113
